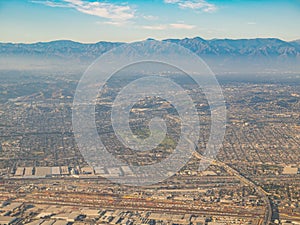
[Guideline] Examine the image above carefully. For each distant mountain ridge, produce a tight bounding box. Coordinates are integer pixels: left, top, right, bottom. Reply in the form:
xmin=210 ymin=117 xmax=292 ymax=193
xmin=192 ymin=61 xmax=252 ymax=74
xmin=1 ymin=37 xmax=300 ymax=59
xmin=1 ymin=37 xmax=300 ymax=74
xmin=0 ymin=40 xmax=123 ymax=61
xmin=165 ymin=37 xmax=300 ymax=57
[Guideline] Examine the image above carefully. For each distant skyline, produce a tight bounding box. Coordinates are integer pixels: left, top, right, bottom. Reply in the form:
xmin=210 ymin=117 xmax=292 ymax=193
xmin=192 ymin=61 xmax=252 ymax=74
xmin=0 ymin=0 xmax=300 ymax=43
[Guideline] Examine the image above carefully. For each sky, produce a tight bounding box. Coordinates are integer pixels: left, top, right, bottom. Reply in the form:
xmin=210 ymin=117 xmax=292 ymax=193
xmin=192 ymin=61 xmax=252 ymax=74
xmin=0 ymin=0 xmax=300 ymax=43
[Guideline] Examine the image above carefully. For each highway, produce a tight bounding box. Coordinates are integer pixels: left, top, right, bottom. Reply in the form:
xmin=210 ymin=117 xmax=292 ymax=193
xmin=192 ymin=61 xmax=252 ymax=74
xmin=193 ymin=151 xmax=273 ymax=225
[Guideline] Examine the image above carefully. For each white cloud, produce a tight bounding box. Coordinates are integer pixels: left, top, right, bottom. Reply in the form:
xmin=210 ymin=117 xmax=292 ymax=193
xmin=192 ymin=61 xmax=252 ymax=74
xmin=164 ymin=0 xmax=217 ymax=13
xmin=98 ymin=21 xmax=128 ymax=27
xmin=97 ymin=20 xmax=136 ymax=27
xmin=33 ymin=0 xmax=135 ymax=21
xmin=170 ymin=23 xmax=195 ymax=29
xmin=31 ymin=0 xmax=68 ymax=8
xmin=142 ymin=25 xmax=167 ymax=30
xmin=143 ymin=15 xmax=159 ymax=21
xmin=142 ymin=23 xmax=196 ymax=30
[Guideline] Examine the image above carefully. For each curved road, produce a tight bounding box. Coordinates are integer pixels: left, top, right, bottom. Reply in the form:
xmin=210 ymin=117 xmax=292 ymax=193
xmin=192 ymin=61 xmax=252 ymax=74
xmin=193 ymin=150 xmax=272 ymax=225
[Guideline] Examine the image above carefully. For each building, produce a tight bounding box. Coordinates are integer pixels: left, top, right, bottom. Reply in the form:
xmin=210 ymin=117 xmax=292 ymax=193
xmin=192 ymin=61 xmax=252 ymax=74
xmin=24 ymin=167 xmax=34 ymax=176
xmin=14 ymin=167 xmax=25 ymax=176
xmin=35 ymin=167 xmax=52 ymax=177
xmin=51 ymin=167 xmax=61 ymax=176
xmin=0 ymin=216 xmax=18 ymax=225
xmin=283 ymin=166 xmax=299 ymax=175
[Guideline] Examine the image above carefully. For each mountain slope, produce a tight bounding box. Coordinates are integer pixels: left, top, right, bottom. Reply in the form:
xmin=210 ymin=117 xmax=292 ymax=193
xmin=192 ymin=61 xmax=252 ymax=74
xmin=164 ymin=37 xmax=300 ymax=57
xmin=1 ymin=37 xmax=300 ymax=59
xmin=0 ymin=40 xmax=123 ymax=61
xmin=0 ymin=37 xmax=299 ymax=74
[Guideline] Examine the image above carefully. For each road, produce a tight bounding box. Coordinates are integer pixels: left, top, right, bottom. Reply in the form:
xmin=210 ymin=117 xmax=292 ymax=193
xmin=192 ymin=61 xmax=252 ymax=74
xmin=193 ymin=151 xmax=273 ymax=225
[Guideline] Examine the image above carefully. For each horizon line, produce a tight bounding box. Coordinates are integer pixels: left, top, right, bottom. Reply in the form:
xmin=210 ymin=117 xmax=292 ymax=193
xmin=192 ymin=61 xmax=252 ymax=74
xmin=1 ymin=36 xmax=299 ymax=45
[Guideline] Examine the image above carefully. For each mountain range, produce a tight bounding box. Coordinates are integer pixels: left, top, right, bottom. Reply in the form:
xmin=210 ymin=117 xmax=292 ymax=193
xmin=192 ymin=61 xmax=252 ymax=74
xmin=1 ymin=37 xmax=300 ymax=74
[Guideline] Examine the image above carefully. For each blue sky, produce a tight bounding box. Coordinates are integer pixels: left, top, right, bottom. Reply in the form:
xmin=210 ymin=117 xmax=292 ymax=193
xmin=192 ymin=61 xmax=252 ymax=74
xmin=0 ymin=0 xmax=299 ymax=43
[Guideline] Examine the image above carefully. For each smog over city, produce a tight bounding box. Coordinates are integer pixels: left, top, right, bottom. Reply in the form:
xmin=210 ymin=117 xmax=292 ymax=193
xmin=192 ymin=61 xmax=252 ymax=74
xmin=0 ymin=1 xmax=300 ymax=225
